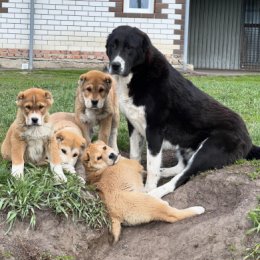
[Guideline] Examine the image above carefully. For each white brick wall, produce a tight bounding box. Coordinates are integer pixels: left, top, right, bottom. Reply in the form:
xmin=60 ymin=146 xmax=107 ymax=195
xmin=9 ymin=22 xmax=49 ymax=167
xmin=1 ymin=0 xmax=30 ymax=49
xmin=0 ymin=0 xmax=182 ymax=55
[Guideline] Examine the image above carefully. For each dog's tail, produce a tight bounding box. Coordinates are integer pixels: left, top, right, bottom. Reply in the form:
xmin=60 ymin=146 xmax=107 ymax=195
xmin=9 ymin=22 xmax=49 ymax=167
xmin=246 ymin=145 xmax=260 ymax=160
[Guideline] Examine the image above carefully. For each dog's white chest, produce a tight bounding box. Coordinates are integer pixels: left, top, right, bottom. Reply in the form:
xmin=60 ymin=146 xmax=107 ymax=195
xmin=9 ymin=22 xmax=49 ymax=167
xmin=116 ymin=74 xmax=146 ymax=137
xmin=26 ymin=139 xmax=45 ymax=163
xmin=22 ymin=125 xmax=52 ymax=163
xmin=80 ymin=109 xmax=97 ymax=126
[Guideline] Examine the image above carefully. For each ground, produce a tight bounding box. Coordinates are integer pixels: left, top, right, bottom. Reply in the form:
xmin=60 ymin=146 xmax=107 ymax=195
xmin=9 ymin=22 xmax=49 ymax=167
xmin=0 ymin=153 xmax=259 ymax=260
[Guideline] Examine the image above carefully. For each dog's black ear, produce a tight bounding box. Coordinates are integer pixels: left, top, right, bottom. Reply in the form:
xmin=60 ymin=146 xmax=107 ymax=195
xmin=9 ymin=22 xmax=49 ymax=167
xmin=56 ymin=133 xmax=64 ymax=143
xmin=142 ymin=32 xmax=151 ymax=54
xmin=45 ymin=90 xmax=53 ymax=105
xmin=16 ymin=91 xmax=25 ymax=106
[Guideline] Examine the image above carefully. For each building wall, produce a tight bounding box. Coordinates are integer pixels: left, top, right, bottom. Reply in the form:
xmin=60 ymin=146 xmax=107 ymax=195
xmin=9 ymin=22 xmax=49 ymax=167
xmin=188 ymin=0 xmax=242 ymax=70
xmin=0 ymin=0 xmax=185 ymax=68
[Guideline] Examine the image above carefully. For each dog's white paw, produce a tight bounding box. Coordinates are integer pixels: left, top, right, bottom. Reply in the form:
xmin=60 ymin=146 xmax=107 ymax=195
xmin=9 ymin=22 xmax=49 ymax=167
xmin=144 ymin=182 xmax=157 ymax=193
xmin=50 ymin=163 xmax=67 ymax=183
xmin=62 ymin=164 xmax=76 ymax=174
xmin=77 ymin=175 xmax=86 ymax=184
xmin=11 ymin=164 xmax=24 ymax=178
xmin=190 ymin=206 xmax=205 ymax=215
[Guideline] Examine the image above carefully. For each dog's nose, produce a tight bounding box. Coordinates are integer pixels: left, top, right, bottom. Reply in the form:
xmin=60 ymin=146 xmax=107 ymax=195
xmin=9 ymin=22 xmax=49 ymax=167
xmin=31 ymin=117 xmax=38 ymax=124
xmin=109 ymin=153 xmax=117 ymax=160
xmin=91 ymin=100 xmax=98 ymax=106
xmin=111 ymin=62 xmax=121 ymax=73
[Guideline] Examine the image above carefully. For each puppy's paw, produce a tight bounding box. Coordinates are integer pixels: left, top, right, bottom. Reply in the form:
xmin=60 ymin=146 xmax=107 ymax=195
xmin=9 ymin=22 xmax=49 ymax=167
xmin=50 ymin=163 xmax=67 ymax=183
xmin=190 ymin=206 xmax=205 ymax=215
xmin=76 ymin=175 xmax=86 ymax=185
xmin=11 ymin=164 xmax=24 ymax=178
xmin=62 ymin=164 xmax=76 ymax=174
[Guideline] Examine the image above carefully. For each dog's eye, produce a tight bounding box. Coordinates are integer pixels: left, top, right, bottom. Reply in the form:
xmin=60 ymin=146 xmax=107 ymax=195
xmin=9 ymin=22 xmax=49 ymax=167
xmin=73 ymin=153 xmax=78 ymax=157
xmin=111 ymin=43 xmax=117 ymax=49
xmin=99 ymin=88 xmax=104 ymax=93
xmin=103 ymin=146 xmax=107 ymax=150
xmin=125 ymin=45 xmax=133 ymax=50
xmin=25 ymin=105 xmax=31 ymax=110
xmin=38 ymin=105 xmax=45 ymax=109
xmin=61 ymin=149 xmax=67 ymax=154
xmin=97 ymin=156 xmax=102 ymax=160
xmin=86 ymin=87 xmax=92 ymax=92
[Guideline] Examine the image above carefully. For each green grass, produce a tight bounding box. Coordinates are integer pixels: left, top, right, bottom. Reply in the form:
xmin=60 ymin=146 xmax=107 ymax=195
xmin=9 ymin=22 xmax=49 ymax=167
xmin=0 ymin=164 xmax=108 ymax=232
xmin=0 ymin=70 xmax=260 ymax=233
xmin=244 ymin=197 xmax=260 ymax=260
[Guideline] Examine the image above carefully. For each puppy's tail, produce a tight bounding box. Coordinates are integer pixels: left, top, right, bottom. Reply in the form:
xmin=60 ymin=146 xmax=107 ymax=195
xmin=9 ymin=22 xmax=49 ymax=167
xmin=246 ymin=145 xmax=260 ymax=160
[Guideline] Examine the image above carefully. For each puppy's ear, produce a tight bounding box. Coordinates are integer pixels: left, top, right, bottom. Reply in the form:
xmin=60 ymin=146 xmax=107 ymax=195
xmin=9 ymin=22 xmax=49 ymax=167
xmin=56 ymin=133 xmax=64 ymax=143
xmin=80 ymin=138 xmax=87 ymax=150
xmin=45 ymin=91 xmax=53 ymax=106
xmin=104 ymin=75 xmax=112 ymax=91
xmin=78 ymin=74 xmax=87 ymax=87
xmin=82 ymin=151 xmax=90 ymax=163
xmin=16 ymin=91 xmax=25 ymax=106
xmin=94 ymin=140 xmax=106 ymax=146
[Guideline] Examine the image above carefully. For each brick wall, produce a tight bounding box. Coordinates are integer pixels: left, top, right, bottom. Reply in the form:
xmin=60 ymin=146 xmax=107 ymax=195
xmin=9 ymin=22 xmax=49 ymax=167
xmin=0 ymin=0 xmax=185 ymax=68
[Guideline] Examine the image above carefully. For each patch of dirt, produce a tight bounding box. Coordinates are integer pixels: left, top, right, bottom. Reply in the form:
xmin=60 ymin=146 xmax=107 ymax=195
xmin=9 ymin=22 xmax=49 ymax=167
xmin=0 ymin=153 xmax=259 ymax=260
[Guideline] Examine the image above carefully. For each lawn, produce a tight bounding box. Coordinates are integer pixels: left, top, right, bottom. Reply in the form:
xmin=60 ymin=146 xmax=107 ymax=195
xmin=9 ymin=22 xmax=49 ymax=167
xmin=0 ymin=70 xmax=259 ymax=235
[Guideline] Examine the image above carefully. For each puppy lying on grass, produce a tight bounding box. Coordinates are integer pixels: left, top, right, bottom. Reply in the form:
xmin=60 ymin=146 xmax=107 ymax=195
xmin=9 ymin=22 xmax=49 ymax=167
xmin=1 ymin=88 xmax=67 ymax=182
xmin=81 ymin=140 xmax=205 ymax=243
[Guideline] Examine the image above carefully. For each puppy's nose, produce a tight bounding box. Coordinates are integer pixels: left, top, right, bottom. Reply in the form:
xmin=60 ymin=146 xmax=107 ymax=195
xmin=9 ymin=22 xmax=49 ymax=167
xmin=109 ymin=153 xmax=117 ymax=160
xmin=91 ymin=100 xmax=98 ymax=106
xmin=31 ymin=117 xmax=38 ymax=124
xmin=111 ymin=62 xmax=121 ymax=73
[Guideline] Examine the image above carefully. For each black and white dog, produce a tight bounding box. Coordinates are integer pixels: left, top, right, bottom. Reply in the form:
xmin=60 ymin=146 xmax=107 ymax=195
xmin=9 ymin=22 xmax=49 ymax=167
xmin=106 ymin=25 xmax=260 ymax=198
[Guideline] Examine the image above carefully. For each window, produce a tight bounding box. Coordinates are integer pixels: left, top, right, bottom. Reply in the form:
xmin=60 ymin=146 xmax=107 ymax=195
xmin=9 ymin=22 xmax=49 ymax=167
xmin=123 ymin=0 xmax=154 ymax=14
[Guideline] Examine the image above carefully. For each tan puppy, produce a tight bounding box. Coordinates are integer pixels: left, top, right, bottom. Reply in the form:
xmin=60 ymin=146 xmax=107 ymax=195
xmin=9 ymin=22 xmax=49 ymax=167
xmin=81 ymin=141 xmax=205 ymax=243
xmin=75 ymin=70 xmax=119 ymax=151
xmin=1 ymin=88 xmax=67 ymax=182
xmin=49 ymin=112 xmax=86 ymax=175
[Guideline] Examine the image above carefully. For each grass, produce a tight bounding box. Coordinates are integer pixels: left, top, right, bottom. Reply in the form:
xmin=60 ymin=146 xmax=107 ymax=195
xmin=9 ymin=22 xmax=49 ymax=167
xmin=244 ymin=198 xmax=260 ymax=260
xmin=0 ymin=164 xmax=108 ymax=232
xmin=0 ymin=70 xmax=260 ymax=235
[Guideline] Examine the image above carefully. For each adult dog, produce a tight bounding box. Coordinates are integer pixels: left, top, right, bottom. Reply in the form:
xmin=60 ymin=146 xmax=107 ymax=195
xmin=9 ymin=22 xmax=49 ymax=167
xmin=49 ymin=112 xmax=86 ymax=175
xmin=81 ymin=141 xmax=204 ymax=243
xmin=75 ymin=70 xmax=119 ymax=151
xmin=106 ymin=25 xmax=260 ymax=198
xmin=1 ymin=88 xmax=67 ymax=182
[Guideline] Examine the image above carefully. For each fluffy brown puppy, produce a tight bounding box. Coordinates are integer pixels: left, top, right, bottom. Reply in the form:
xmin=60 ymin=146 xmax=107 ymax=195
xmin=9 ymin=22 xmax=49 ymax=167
xmin=49 ymin=112 xmax=86 ymax=175
xmin=1 ymin=88 xmax=67 ymax=182
xmin=81 ymin=141 xmax=205 ymax=243
xmin=75 ymin=70 xmax=119 ymax=152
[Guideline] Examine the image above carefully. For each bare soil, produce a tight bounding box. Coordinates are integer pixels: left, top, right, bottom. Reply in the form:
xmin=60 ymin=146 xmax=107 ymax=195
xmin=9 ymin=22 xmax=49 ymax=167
xmin=0 ymin=152 xmax=259 ymax=260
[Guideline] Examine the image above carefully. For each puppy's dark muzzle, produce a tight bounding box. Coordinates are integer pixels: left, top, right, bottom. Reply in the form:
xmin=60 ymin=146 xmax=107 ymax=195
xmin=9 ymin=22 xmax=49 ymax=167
xmin=91 ymin=100 xmax=98 ymax=108
xmin=31 ymin=117 xmax=39 ymax=126
xmin=109 ymin=152 xmax=119 ymax=164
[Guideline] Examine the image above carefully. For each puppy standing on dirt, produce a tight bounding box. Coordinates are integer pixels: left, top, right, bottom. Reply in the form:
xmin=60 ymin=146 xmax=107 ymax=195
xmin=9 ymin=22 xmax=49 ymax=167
xmin=81 ymin=141 xmax=205 ymax=243
xmin=49 ymin=112 xmax=86 ymax=176
xmin=1 ymin=88 xmax=67 ymax=182
xmin=75 ymin=70 xmax=119 ymax=151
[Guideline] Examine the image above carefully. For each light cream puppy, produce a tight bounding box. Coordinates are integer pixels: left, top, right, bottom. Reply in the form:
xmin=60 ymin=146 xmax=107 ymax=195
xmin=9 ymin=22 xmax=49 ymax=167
xmin=81 ymin=141 xmax=205 ymax=243
xmin=49 ymin=112 xmax=86 ymax=178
